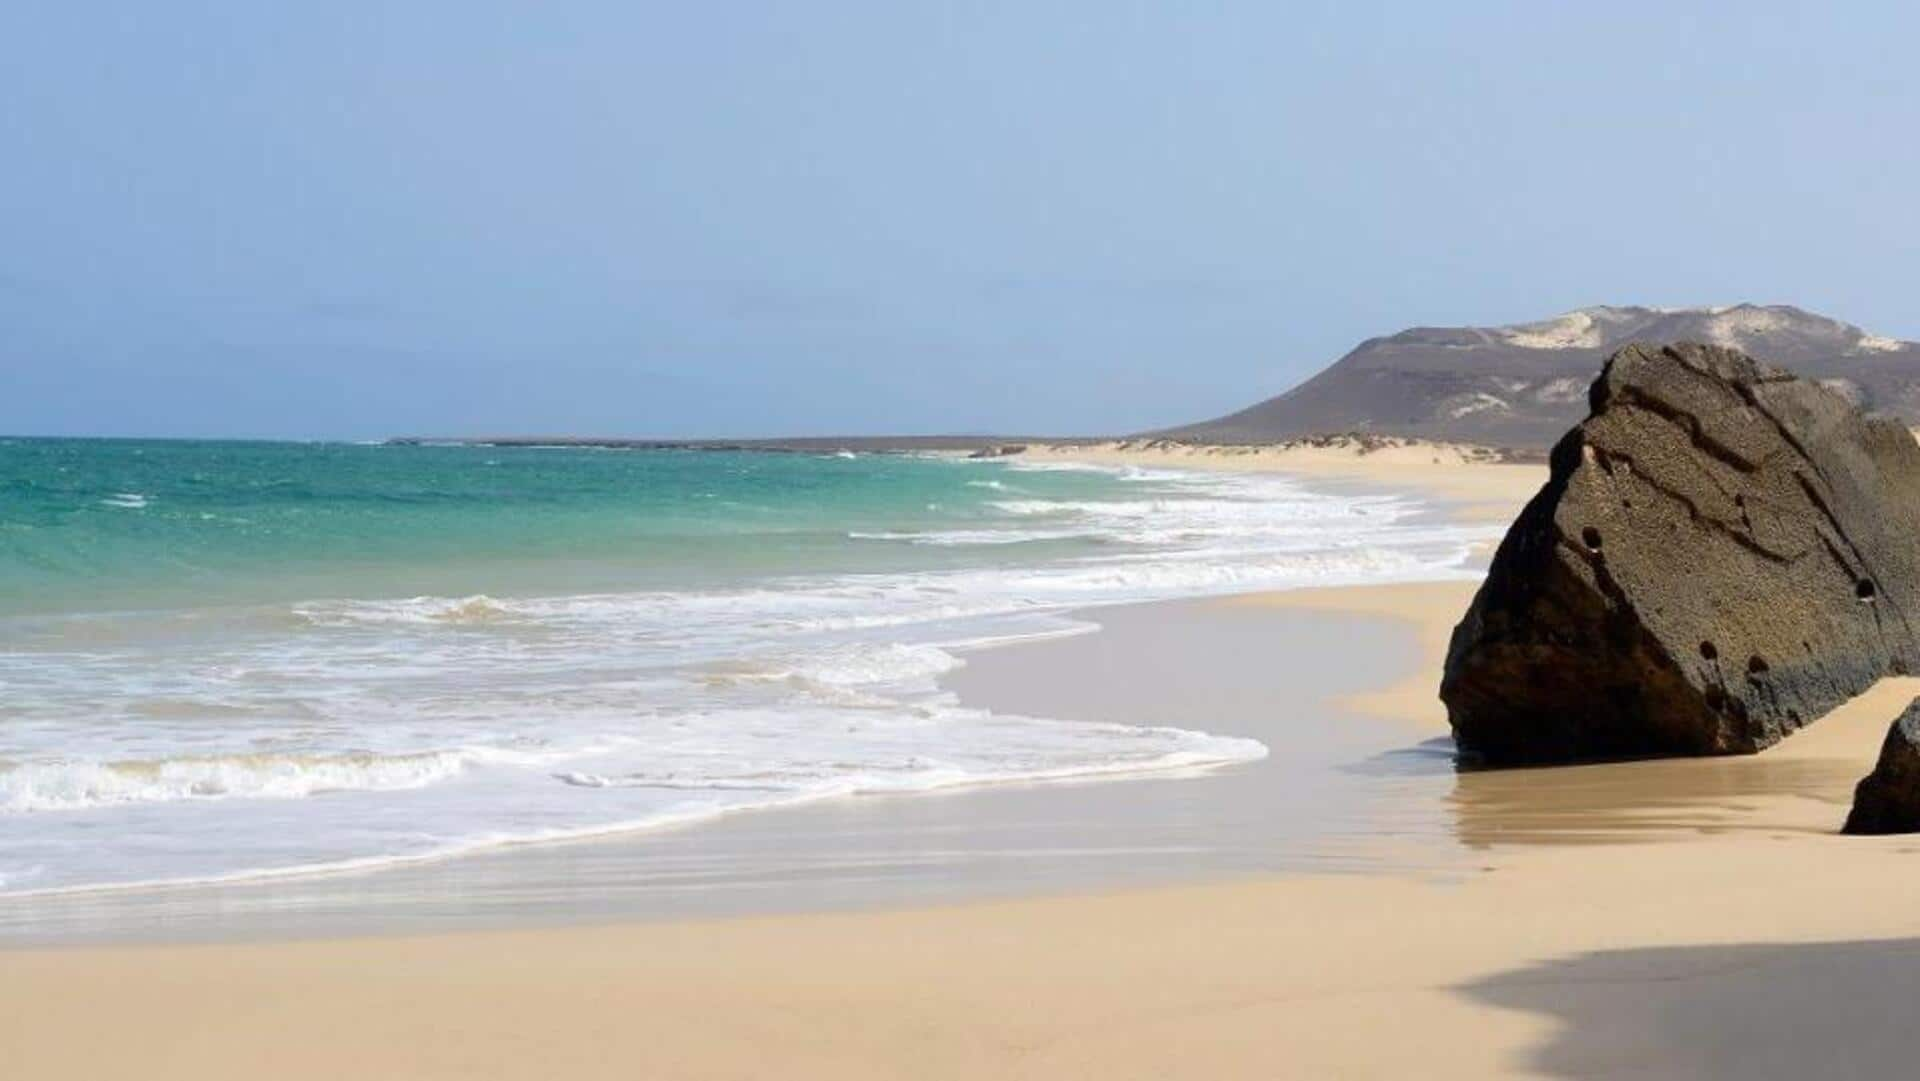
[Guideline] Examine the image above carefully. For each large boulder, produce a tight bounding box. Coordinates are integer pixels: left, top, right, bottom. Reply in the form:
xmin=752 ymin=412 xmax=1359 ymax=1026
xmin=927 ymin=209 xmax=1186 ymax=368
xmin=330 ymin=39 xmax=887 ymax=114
xmin=1845 ymin=699 xmax=1920 ymax=834
xmin=1442 ymin=341 xmax=1920 ymax=765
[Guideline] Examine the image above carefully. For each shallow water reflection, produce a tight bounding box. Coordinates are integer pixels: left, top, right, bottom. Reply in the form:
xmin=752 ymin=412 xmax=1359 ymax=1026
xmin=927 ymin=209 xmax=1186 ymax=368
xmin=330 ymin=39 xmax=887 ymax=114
xmin=1448 ymin=752 xmax=1861 ymax=846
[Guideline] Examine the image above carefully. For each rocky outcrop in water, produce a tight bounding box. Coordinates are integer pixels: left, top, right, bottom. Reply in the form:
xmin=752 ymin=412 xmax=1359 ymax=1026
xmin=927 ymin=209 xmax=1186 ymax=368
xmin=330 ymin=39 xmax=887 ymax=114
xmin=1441 ymin=342 xmax=1920 ymax=765
xmin=1844 ymin=699 xmax=1920 ymax=834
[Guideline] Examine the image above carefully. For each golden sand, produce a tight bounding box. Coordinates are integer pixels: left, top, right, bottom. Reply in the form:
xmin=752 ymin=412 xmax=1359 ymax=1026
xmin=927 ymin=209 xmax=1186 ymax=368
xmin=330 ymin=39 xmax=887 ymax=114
xmin=10 ymin=448 xmax=1920 ymax=1079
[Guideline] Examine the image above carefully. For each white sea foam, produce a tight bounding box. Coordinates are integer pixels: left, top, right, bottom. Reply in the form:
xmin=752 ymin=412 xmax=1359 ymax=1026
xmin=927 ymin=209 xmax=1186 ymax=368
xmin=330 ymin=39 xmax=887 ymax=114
xmin=787 ymin=641 xmax=964 ymax=686
xmin=0 ymin=719 xmax=1269 ymax=902
xmin=100 ymin=492 xmax=149 ymax=509
xmin=0 ymin=749 xmax=473 ymax=812
xmin=849 ymin=528 xmax=1089 ymax=545
xmin=552 ymin=724 xmax=1267 ymax=796
xmin=291 ymin=593 xmax=521 ymax=626
xmin=999 ymin=459 xmax=1123 ymax=473
xmin=0 ymin=459 xmax=1494 ymax=896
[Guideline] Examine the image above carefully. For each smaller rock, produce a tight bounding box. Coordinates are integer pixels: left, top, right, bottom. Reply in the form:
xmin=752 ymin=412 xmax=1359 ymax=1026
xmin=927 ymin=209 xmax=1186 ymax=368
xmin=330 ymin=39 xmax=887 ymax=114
xmin=1843 ymin=699 xmax=1920 ymax=834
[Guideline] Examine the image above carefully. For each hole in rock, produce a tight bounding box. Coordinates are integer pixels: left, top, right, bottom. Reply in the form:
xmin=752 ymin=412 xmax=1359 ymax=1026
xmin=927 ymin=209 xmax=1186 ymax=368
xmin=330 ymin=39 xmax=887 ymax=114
xmin=1699 ymin=640 xmax=1719 ymax=661
xmin=1858 ymin=579 xmax=1878 ymax=601
xmin=1581 ymin=527 xmax=1603 ymax=551
xmin=1747 ymin=655 xmax=1769 ymax=675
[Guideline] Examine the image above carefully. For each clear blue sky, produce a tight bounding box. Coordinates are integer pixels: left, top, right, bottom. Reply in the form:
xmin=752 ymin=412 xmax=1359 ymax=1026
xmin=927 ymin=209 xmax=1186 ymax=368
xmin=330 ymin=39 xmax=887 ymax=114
xmin=5 ymin=2 xmax=1918 ymax=439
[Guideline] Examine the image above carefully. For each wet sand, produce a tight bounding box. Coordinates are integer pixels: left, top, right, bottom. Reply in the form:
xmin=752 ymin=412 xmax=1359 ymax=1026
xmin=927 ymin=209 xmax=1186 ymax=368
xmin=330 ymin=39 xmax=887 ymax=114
xmin=13 ymin=454 xmax=1920 ymax=1078
xmin=0 ymin=590 xmax=1467 ymax=944
xmin=9 ymin=574 xmax=1920 ymax=1078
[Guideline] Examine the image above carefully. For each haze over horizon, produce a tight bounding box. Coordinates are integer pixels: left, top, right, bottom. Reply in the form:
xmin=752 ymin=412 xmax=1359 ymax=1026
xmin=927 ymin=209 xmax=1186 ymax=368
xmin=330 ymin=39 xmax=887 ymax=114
xmin=6 ymin=3 xmax=1920 ymax=440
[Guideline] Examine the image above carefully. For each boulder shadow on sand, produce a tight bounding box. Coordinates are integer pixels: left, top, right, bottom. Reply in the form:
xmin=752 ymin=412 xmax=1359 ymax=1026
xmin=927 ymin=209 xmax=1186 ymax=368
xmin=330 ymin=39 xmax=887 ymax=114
xmin=1461 ymin=937 xmax=1920 ymax=1080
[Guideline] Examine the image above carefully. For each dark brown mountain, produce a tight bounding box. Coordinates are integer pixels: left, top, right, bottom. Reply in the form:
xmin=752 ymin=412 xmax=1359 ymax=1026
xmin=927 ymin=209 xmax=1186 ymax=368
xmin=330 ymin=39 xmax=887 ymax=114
xmin=1163 ymin=304 xmax=1920 ymax=448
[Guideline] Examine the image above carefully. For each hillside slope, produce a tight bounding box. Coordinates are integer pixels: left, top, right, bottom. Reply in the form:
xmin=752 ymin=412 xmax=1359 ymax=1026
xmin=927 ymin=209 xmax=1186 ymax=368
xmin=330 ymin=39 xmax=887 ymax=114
xmin=1165 ymin=304 xmax=1920 ymax=447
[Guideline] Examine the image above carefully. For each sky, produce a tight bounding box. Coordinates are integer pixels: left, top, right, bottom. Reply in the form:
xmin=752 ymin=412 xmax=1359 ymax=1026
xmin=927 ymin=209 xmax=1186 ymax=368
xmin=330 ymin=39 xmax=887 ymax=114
xmin=4 ymin=2 xmax=1920 ymax=440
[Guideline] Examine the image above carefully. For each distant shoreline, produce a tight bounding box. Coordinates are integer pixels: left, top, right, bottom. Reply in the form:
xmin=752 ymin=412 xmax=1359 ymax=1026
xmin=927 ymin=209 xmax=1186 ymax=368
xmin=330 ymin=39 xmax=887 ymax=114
xmin=382 ymin=433 xmax=1067 ymax=453
xmin=383 ymin=431 xmax=1550 ymax=463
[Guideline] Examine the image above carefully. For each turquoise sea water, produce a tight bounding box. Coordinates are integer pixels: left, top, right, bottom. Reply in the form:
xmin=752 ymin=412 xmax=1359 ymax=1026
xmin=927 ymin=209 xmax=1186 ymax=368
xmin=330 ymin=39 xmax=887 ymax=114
xmin=0 ymin=438 xmax=1489 ymax=895
xmin=0 ymin=439 xmax=1158 ymax=614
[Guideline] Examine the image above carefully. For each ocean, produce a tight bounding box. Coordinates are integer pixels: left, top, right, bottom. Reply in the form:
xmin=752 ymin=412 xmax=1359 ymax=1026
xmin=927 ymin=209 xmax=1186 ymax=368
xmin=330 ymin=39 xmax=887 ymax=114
xmin=0 ymin=438 xmax=1486 ymax=896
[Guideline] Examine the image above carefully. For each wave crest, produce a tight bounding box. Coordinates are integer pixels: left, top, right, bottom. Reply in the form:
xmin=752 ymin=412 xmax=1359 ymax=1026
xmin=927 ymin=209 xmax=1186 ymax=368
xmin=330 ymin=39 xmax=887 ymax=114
xmin=0 ymin=749 xmax=473 ymax=812
xmin=295 ymin=594 xmax=521 ymax=627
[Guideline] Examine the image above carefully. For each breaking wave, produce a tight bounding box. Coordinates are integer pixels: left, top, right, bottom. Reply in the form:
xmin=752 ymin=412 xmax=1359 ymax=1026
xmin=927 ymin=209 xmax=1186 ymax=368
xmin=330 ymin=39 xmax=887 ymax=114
xmin=1 ymin=749 xmax=474 ymax=812
xmin=0 ymin=448 xmax=1498 ymax=897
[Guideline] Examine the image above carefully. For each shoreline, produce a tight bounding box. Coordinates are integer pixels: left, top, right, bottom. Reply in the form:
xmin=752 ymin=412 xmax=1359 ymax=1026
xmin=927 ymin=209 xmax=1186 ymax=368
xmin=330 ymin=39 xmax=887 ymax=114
xmin=1015 ymin=438 xmax=1550 ymax=522
xmin=0 ymin=444 xmax=1533 ymax=943
xmin=13 ymin=449 xmax=1920 ymax=1076
xmin=11 ymin=577 xmax=1920 ymax=1076
xmin=0 ymin=586 xmax=1475 ymax=946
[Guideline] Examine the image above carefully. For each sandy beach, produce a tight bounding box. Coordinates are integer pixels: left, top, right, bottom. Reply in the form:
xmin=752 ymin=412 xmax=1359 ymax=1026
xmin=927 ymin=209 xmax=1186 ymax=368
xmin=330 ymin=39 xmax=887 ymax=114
xmin=11 ymin=446 xmax=1920 ymax=1079
xmin=1020 ymin=438 xmax=1551 ymax=522
xmin=16 ymin=5 xmax=1920 ymax=1077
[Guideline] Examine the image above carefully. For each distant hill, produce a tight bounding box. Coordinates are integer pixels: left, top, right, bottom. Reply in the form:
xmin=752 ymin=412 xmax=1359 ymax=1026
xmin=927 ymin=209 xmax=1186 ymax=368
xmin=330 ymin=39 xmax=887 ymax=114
xmin=1162 ymin=304 xmax=1920 ymax=448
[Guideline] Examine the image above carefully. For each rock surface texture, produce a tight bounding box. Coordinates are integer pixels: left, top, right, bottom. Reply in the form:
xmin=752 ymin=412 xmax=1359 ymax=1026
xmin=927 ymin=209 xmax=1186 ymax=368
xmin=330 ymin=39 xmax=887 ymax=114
xmin=1844 ymin=699 xmax=1920 ymax=834
xmin=1442 ymin=342 xmax=1920 ymax=765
